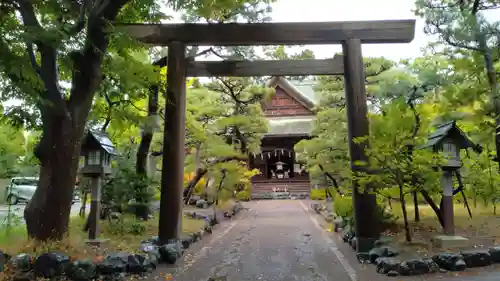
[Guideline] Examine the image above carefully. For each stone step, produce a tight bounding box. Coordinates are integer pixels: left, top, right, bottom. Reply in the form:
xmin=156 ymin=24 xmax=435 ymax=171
xmin=251 ymin=182 xmax=311 ymax=196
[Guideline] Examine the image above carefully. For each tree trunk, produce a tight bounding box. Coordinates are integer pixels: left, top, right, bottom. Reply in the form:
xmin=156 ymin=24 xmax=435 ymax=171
xmin=136 ymin=134 xmax=153 ymax=175
xmin=474 ymin=23 xmax=500 ymax=171
xmin=22 ymin=0 xmax=128 ymax=241
xmin=136 ymin=84 xmax=159 ymax=175
xmin=79 ymin=180 xmax=90 ymax=217
xmin=473 ymin=192 xmax=477 ymax=208
xmin=215 ymin=171 xmax=227 ymax=206
xmin=234 ymin=128 xmax=247 ymax=154
xmin=400 ymin=185 xmax=411 ymax=242
xmin=484 ymin=53 xmax=500 ymax=171
xmin=420 ymin=190 xmax=444 ymax=227
xmin=183 ymin=168 xmax=208 ymax=205
xmin=24 ymin=117 xmax=85 ymax=240
xmin=413 ymin=191 xmax=420 ymax=222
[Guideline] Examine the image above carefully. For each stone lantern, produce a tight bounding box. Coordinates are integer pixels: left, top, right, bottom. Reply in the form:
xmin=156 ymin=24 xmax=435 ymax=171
xmin=80 ymin=130 xmax=118 ymax=243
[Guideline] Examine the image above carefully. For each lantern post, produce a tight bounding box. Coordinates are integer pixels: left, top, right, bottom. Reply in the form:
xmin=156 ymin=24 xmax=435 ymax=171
xmin=421 ymin=121 xmax=481 ymax=247
xmin=80 ymin=131 xmax=118 ymax=244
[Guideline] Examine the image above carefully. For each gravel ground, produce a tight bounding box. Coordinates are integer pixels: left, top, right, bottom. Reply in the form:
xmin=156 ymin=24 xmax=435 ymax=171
xmin=147 ymin=200 xmax=500 ymax=281
xmin=152 ymin=200 xmax=356 ymax=281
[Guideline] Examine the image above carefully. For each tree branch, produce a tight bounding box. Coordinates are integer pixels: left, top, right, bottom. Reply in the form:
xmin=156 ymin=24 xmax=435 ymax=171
xmin=67 ymin=0 xmax=130 ymax=115
xmin=318 ymin=164 xmax=344 ymax=196
xmin=26 ymin=43 xmax=40 ymax=74
xmin=408 ymin=87 xmax=422 ymax=139
xmin=90 ymin=0 xmax=110 ymax=19
xmin=101 ymin=92 xmax=114 ymax=132
xmin=17 ymin=0 xmax=68 ymax=116
xmin=64 ymin=0 xmax=89 ymax=35
xmin=153 ymin=47 xmax=226 ymax=68
xmin=472 ymin=0 xmax=481 ymax=14
xmin=183 ymin=156 xmax=246 ymax=204
xmin=429 ymin=22 xmax=483 ymax=52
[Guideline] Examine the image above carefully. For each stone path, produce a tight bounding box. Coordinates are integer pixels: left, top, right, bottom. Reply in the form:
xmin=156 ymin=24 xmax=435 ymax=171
xmin=151 ymin=200 xmax=500 ymax=281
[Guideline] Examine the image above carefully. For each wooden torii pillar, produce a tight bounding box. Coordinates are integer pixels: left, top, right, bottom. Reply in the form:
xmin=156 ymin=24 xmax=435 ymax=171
xmin=342 ymin=38 xmax=379 ymax=251
xmin=117 ymin=20 xmax=416 ymax=251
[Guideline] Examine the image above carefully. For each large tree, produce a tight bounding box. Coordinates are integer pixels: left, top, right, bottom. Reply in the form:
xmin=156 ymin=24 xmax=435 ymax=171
xmin=0 ymin=0 xmax=164 ymax=241
xmin=0 ymin=0 xmax=279 ymax=241
xmin=415 ymin=0 xmax=500 ymax=166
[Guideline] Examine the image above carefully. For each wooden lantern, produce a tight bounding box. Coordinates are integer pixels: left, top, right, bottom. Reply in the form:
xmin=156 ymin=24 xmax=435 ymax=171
xmin=80 ymin=131 xmax=118 ymax=177
xmin=421 ymin=120 xmax=480 ymax=171
xmin=80 ymin=130 xmax=118 ymax=243
xmin=420 ymin=120 xmax=481 ymax=236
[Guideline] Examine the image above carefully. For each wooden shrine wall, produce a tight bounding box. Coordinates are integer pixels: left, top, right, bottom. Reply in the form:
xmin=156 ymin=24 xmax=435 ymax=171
xmin=262 ymin=86 xmax=313 ymax=117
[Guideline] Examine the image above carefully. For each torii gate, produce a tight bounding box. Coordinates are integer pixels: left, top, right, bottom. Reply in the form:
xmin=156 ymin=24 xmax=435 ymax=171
xmin=117 ymin=20 xmax=416 ymax=252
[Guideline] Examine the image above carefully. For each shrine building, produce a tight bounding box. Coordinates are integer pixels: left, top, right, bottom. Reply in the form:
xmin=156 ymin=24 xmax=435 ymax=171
xmin=249 ymin=76 xmax=317 ymax=198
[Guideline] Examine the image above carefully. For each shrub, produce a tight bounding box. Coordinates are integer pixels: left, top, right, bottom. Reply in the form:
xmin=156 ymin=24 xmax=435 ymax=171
xmin=334 ymin=196 xmax=397 ymax=231
xmin=309 ymin=188 xmax=327 ymax=200
xmin=106 ymin=215 xmax=147 ymax=236
xmin=334 ymin=195 xmax=353 ymax=218
xmin=153 ymin=189 xmax=161 ymax=201
xmin=376 ymin=204 xmax=398 ymax=230
xmin=236 ymin=190 xmax=251 ymax=201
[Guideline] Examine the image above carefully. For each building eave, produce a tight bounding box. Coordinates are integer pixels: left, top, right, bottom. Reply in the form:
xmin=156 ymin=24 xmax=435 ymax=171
xmin=266 ymin=76 xmax=316 ymax=111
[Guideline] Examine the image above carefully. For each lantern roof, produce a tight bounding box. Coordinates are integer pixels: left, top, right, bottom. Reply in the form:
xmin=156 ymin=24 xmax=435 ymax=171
xmin=420 ymin=120 xmax=481 ymax=152
xmin=82 ymin=130 xmax=119 ymax=156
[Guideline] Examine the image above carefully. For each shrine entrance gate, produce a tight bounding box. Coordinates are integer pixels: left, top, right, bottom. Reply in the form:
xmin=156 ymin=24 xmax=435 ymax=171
xmin=118 ymin=20 xmax=416 ymax=252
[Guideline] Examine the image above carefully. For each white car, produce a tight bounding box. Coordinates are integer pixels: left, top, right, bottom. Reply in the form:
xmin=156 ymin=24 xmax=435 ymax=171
xmin=5 ymin=177 xmax=38 ymax=205
xmin=5 ymin=177 xmax=80 ymax=205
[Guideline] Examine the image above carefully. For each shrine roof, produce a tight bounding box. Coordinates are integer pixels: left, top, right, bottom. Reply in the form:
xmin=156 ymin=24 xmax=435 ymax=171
xmin=267 ymin=77 xmax=318 ymax=110
xmin=265 ymin=116 xmax=314 ymax=137
xmin=291 ymin=82 xmax=317 ymax=104
xmin=263 ymin=77 xmax=318 ymax=137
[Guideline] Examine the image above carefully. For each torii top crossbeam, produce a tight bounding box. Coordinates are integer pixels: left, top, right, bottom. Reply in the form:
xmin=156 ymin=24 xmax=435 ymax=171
xmin=115 ymin=20 xmax=416 ymax=46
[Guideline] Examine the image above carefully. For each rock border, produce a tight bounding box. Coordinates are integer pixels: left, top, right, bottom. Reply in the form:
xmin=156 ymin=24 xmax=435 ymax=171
xmin=340 ymin=220 xmax=500 ymax=277
xmin=3 ymin=202 xmax=245 ymax=281
xmin=309 ymin=203 xmax=500 ymax=278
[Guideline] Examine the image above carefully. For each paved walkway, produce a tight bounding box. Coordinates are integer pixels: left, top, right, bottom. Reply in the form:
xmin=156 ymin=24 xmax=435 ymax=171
xmin=155 ymin=200 xmax=500 ymax=281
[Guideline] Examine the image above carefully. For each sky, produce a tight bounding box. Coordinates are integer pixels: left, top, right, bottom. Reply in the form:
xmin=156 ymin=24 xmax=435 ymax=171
xmin=165 ymin=0 xmax=500 ymax=62
xmin=3 ymin=0 xmax=499 ymax=108
xmin=268 ymin=0 xmax=428 ymax=61
xmin=164 ymin=0 xmax=430 ymax=62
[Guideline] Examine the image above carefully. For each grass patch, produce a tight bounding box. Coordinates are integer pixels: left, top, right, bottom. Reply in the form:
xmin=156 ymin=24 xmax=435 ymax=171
xmin=0 ymin=214 xmax=205 ymax=260
xmin=386 ymin=202 xmax=500 ymax=257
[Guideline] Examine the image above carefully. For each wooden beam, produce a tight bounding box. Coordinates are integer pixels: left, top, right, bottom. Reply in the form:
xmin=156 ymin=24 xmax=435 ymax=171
xmin=342 ymin=38 xmax=380 ymax=252
xmin=186 ymin=57 xmax=344 ymax=77
xmin=158 ymin=41 xmax=187 ymax=244
xmin=116 ymin=20 xmax=416 ymax=46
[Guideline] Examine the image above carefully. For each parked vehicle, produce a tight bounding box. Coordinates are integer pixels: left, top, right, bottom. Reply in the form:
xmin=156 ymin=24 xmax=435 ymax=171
xmin=5 ymin=177 xmax=38 ymax=205
xmin=5 ymin=177 xmax=81 ymax=205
